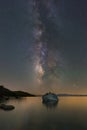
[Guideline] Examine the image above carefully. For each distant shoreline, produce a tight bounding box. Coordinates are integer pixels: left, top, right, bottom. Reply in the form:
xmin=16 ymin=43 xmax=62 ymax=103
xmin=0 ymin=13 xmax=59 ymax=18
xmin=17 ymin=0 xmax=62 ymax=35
xmin=0 ymin=85 xmax=87 ymax=98
xmin=36 ymin=94 xmax=87 ymax=97
xmin=57 ymin=94 xmax=87 ymax=97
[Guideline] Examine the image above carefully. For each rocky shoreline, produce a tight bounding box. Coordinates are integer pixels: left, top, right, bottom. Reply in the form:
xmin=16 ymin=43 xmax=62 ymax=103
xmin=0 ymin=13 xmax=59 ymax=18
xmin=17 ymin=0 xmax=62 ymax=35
xmin=0 ymin=85 xmax=36 ymax=111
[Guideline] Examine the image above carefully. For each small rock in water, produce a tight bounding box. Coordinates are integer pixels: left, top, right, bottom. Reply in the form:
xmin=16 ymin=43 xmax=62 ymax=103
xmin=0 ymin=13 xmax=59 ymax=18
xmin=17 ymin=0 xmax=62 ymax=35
xmin=0 ymin=104 xmax=15 ymax=111
xmin=42 ymin=92 xmax=58 ymax=103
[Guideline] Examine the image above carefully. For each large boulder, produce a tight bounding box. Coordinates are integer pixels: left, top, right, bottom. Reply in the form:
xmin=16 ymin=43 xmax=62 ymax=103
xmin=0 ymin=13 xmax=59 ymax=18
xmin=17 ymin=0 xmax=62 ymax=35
xmin=42 ymin=92 xmax=58 ymax=103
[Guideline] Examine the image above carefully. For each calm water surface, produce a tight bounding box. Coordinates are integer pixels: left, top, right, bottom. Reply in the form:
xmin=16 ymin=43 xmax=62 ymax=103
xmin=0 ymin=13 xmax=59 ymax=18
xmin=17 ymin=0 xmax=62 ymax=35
xmin=0 ymin=97 xmax=87 ymax=130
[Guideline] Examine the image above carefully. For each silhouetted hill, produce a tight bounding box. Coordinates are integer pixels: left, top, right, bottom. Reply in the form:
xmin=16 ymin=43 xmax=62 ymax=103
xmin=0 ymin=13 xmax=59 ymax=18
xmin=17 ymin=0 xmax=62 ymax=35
xmin=0 ymin=85 xmax=35 ymax=98
xmin=14 ymin=91 xmax=35 ymax=97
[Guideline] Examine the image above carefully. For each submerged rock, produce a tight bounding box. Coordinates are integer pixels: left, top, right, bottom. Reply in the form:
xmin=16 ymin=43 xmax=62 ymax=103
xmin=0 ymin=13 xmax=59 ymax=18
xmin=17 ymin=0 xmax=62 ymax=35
xmin=0 ymin=104 xmax=15 ymax=111
xmin=42 ymin=92 xmax=58 ymax=103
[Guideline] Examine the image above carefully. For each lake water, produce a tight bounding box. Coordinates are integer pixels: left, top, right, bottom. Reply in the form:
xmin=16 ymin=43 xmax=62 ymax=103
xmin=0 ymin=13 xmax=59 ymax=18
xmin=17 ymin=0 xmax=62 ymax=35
xmin=0 ymin=97 xmax=87 ymax=130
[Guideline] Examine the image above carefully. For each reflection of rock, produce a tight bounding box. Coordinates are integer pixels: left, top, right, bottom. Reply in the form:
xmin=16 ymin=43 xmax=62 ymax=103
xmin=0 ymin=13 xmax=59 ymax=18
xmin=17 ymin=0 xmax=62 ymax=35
xmin=0 ymin=104 xmax=15 ymax=111
xmin=42 ymin=100 xmax=58 ymax=108
xmin=42 ymin=92 xmax=58 ymax=103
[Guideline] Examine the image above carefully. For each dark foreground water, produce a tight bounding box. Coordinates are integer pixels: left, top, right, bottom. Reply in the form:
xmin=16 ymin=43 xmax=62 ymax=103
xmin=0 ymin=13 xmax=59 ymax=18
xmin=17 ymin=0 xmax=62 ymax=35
xmin=0 ymin=97 xmax=87 ymax=130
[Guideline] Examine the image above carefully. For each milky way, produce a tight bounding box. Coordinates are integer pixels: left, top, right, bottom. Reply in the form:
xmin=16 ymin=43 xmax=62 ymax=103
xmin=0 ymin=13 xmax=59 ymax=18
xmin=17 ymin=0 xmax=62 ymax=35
xmin=32 ymin=0 xmax=65 ymax=86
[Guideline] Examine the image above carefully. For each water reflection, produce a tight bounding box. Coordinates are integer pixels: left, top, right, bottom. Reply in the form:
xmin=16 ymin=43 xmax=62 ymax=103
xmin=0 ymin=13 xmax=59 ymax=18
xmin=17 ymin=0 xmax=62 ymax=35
xmin=0 ymin=97 xmax=87 ymax=130
xmin=42 ymin=100 xmax=58 ymax=109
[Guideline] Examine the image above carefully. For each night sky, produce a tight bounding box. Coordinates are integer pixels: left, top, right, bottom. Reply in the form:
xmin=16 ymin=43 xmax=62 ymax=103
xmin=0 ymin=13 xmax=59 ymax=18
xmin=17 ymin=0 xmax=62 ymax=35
xmin=0 ymin=0 xmax=87 ymax=94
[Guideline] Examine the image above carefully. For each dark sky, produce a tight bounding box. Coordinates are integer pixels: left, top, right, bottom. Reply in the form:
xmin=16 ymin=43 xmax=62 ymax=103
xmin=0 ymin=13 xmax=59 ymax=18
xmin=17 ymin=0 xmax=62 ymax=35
xmin=0 ymin=0 xmax=87 ymax=93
